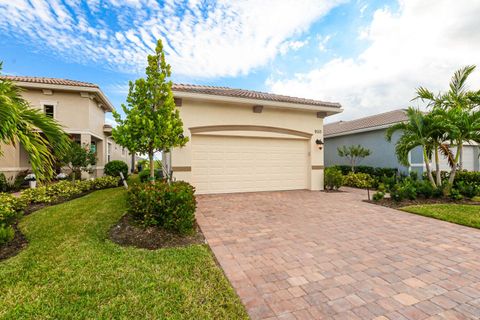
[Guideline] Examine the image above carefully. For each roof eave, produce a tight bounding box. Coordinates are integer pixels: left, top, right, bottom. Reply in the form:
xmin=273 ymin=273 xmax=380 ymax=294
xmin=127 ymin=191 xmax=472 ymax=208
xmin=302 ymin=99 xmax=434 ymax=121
xmin=14 ymin=81 xmax=115 ymax=112
xmin=324 ymin=123 xmax=396 ymax=138
xmin=173 ymin=90 xmax=343 ymax=116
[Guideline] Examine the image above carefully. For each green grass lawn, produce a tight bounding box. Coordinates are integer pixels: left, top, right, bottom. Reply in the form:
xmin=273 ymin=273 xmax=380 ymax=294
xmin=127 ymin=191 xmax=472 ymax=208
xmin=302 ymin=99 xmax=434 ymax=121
xmin=402 ymin=204 xmax=480 ymax=229
xmin=0 ymin=188 xmax=247 ymax=319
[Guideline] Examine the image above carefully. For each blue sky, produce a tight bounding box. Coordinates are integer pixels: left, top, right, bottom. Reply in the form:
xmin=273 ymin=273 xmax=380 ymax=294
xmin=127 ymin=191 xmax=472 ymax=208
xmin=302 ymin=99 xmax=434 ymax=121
xmin=1 ymin=0 xmax=479 ymax=124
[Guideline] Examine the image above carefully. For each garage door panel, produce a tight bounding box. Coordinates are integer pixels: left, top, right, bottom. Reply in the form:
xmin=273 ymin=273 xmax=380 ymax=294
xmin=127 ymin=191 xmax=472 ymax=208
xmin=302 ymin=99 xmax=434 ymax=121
xmin=192 ymin=135 xmax=309 ymax=194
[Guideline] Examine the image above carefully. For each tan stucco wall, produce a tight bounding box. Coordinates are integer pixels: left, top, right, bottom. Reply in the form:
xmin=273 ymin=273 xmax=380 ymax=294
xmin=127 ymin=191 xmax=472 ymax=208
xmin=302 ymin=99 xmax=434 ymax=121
xmin=171 ymin=98 xmax=326 ymax=191
xmin=0 ymin=87 xmax=132 ymax=179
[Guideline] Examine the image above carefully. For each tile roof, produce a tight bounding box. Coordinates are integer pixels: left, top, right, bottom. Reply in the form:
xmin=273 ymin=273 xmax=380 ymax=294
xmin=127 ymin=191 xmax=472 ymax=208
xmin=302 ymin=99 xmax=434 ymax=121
xmin=0 ymin=75 xmax=98 ymax=88
xmin=324 ymin=109 xmax=408 ymax=137
xmin=171 ymin=83 xmax=341 ymax=108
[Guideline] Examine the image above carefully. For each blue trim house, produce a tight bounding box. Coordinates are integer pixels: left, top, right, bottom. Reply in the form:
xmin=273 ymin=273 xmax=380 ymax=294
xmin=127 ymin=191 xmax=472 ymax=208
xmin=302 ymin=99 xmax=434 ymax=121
xmin=324 ymin=109 xmax=479 ymax=174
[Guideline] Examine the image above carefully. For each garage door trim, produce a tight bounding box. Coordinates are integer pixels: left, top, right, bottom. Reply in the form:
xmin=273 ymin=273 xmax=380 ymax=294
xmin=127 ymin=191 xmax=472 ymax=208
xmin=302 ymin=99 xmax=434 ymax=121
xmin=189 ymin=125 xmax=312 ymax=138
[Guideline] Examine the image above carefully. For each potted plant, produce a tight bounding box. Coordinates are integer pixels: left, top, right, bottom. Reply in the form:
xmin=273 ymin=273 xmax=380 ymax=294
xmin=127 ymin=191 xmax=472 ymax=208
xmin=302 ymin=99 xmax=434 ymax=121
xmin=56 ymin=172 xmax=68 ymax=180
xmin=24 ymin=173 xmax=37 ymax=188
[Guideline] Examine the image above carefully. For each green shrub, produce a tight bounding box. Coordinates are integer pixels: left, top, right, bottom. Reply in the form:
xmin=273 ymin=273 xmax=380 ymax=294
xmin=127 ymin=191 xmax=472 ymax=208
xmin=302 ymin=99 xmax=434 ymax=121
xmin=76 ymin=179 xmax=95 ymax=192
xmin=390 ymin=179 xmax=417 ymax=202
xmin=415 ymin=180 xmax=435 ymax=198
xmin=104 ymin=160 xmax=129 ymax=178
xmin=372 ymin=191 xmax=385 ymax=201
xmin=334 ymin=165 xmax=398 ymax=178
xmin=343 ymin=172 xmax=375 ymax=189
xmin=127 ymin=181 xmax=196 ymax=234
xmin=324 ymin=167 xmax=343 ymax=190
xmin=139 ymin=169 xmax=164 ymax=183
xmin=20 ymin=177 xmax=119 ymax=204
xmin=93 ymin=176 xmax=120 ymax=189
xmin=455 ymin=181 xmax=480 ymax=199
xmin=450 ymin=188 xmax=464 ymax=200
xmin=0 ymin=193 xmax=25 ymax=245
xmin=20 ymin=187 xmax=54 ymax=204
xmin=0 ymin=173 xmax=7 ymax=193
xmin=0 ymin=225 xmax=14 ymax=245
xmin=454 ymin=171 xmax=480 ymax=186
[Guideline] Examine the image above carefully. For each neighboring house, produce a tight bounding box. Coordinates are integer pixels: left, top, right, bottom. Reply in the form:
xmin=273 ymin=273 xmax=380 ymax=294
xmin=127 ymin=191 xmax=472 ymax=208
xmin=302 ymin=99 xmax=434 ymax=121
xmin=0 ymin=76 xmax=132 ymax=179
xmin=324 ymin=109 xmax=480 ymax=174
xmin=166 ymin=84 xmax=342 ymax=194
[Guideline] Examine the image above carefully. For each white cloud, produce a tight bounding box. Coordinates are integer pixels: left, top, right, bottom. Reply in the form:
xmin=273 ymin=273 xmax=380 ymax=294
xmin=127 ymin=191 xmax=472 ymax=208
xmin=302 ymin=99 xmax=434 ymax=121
xmin=0 ymin=0 xmax=344 ymax=77
xmin=267 ymin=0 xmax=480 ymax=122
xmin=317 ymin=34 xmax=332 ymax=52
xmin=279 ymin=39 xmax=309 ymax=55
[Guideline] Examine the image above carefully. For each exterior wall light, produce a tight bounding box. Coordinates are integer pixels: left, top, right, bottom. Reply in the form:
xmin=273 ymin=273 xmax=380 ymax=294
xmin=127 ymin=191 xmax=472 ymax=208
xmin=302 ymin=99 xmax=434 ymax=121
xmin=315 ymin=139 xmax=324 ymax=150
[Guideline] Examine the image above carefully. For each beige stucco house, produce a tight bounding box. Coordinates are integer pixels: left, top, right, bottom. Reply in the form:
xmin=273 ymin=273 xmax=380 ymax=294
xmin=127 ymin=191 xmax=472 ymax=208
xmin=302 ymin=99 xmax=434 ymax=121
xmin=0 ymin=76 xmax=132 ymax=179
xmin=167 ymin=84 xmax=343 ymax=194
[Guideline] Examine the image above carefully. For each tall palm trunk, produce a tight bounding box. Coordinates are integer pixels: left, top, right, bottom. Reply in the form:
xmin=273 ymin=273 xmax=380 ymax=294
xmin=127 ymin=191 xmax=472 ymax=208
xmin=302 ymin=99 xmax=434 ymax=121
xmin=448 ymin=143 xmax=463 ymax=186
xmin=434 ymin=146 xmax=441 ymax=186
xmin=423 ymin=147 xmax=436 ymax=187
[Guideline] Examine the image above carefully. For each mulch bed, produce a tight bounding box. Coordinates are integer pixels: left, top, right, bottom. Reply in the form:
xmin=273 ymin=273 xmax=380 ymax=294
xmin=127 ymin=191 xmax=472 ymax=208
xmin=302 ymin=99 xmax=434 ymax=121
xmin=0 ymin=224 xmax=28 ymax=261
xmin=365 ymin=197 xmax=480 ymax=209
xmin=109 ymin=214 xmax=206 ymax=250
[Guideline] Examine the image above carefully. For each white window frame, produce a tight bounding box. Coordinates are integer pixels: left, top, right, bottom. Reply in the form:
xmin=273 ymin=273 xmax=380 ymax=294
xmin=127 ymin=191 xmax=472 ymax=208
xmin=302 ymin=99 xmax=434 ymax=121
xmin=40 ymin=100 xmax=57 ymax=119
xmin=107 ymin=142 xmax=112 ymax=163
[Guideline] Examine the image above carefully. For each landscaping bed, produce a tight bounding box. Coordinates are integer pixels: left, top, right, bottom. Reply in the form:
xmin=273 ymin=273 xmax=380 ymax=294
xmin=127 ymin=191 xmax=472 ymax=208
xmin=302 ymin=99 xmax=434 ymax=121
xmin=366 ymin=196 xmax=480 ymax=209
xmin=0 ymin=176 xmax=120 ymax=260
xmin=0 ymin=188 xmax=247 ymax=319
xmin=110 ymin=214 xmax=205 ymax=249
xmin=0 ymin=223 xmax=27 ymax=260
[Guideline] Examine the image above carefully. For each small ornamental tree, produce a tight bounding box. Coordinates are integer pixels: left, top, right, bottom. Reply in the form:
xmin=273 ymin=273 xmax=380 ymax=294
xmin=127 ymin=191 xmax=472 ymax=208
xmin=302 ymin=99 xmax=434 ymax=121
xmin=60 ymin=141 xmax=96 ymax=181
xmin=337 ymin=145 xmax=371 ymax=172
xmin=112 ymin=40 xmax=188 ymax=183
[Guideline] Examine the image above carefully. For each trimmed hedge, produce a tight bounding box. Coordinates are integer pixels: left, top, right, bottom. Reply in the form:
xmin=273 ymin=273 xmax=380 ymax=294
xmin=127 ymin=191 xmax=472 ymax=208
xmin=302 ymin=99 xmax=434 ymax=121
xmin=127 ymin=181 xmax=196 ymax=234
xmin=105 ymin=160 xmax=129 ymax=179
xmin=333 ymin=165 xmax=398 ymax=178
xmin=324 ymin=167 xmax=343 ymax=190
xmin=343 ymin=172 xmax=375 ymax=189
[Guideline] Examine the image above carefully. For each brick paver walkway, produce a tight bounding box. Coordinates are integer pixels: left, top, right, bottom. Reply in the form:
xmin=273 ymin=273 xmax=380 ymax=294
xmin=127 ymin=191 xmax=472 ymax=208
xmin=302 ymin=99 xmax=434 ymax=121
xmin=197 ymin=189 xmax=480 ymax=319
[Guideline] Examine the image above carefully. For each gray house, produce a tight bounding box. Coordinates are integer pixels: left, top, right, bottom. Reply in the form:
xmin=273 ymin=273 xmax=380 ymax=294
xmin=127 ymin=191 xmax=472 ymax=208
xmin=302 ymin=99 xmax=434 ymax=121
xmin=324 ymin=109 xmax=480 ymax=174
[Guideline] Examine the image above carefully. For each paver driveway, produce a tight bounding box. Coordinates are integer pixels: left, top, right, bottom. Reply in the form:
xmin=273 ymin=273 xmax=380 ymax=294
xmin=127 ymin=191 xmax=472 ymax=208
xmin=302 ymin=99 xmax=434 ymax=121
xmin=196 ymin=189 xmax=480 ymax=320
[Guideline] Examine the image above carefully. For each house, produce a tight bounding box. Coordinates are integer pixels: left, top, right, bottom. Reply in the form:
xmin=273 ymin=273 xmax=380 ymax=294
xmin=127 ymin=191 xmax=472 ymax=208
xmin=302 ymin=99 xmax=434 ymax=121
xmin=166 ymin=84 xmax=343 ymax=194
xmin=324 ymin=109 xmax=480 ymax=174
xmin=0 ymin=76 xmax=132 ymax=179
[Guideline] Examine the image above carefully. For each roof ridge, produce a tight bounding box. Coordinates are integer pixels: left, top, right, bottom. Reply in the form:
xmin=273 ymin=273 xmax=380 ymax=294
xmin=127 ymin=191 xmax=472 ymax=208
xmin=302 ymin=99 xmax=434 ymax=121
xmin=330 ymin=108 xmax=406 ymax=125
xmin=0 ymin=75 xmax=98 ymax=88
xmin=171 ymin=82 xmax=341 ymax=108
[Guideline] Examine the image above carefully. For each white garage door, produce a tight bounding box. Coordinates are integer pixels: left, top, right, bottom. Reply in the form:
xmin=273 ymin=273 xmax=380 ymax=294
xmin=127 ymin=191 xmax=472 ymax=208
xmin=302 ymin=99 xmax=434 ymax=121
xmin=192 ymin=135 xmax=309 ymax=194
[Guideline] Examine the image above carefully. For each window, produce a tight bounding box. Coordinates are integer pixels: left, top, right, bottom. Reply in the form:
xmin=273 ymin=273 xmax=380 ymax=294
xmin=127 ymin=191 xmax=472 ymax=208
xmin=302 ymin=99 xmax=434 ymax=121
xmin=122 ymin=147 xmax=125 ymax=156
xmin=44 ymin=104 xmax=54 ymax=118
xmin=107 ymin=142 xmax=112 ymax=163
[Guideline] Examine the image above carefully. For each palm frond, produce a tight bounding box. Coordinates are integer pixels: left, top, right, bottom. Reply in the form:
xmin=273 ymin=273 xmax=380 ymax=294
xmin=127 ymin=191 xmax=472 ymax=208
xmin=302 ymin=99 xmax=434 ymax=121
xmin=438 ymin=143 xmax=455 ymax=169
xmin=450 ymin=65 xmax=476 ymax=95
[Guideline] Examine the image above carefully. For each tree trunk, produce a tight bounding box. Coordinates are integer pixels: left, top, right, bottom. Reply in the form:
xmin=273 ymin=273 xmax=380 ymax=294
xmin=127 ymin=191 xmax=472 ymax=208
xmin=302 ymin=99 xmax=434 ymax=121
xmin=423 ymin=147 xmax=436 ymax=187
xmin=448 ymin=143 xmax=462 ymax=186
xmin=434 ymin=146 xmax=441 ymax=187
xmin=148 ymin=151 xmax=155 ymax=184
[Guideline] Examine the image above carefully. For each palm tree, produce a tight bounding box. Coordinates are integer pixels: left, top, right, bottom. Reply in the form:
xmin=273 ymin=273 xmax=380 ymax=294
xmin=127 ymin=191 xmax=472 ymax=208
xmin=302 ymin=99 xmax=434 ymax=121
xmin=386 ymin=108 xmax=441 ymax=187
xmin=415 ymin=65 xmax=480 ymax=186
xmin=0 ymin=63 xmax=70 ymax=181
